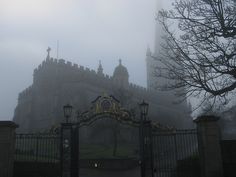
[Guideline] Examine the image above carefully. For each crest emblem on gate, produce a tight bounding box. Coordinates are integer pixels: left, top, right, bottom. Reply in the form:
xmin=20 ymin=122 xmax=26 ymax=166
xmin=92 ymin=94 xmax=120 ymax=114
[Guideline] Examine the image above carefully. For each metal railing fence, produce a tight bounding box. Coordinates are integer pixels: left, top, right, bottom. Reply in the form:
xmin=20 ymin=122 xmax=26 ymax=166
xmin=152 ymin=129 xmax=199 ymax=177
xmin=15 ymin=133 xmax=60 ymax=163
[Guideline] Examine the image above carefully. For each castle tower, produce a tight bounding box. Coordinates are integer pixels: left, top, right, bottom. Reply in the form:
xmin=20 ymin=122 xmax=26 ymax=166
xmin=146 ymin=46 xmax=157 ymax=89
xmin=145 ymin=20 xmax=187 ymax=96
xmin=146 ymin=0 xmax=167 ymax=90
xmin=113 ymin=59 xmax=129 ymax=89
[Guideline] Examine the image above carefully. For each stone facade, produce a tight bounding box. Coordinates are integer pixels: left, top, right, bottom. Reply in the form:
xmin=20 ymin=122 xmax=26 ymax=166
xmin=13 ymin=51 xmax=192 ymax=133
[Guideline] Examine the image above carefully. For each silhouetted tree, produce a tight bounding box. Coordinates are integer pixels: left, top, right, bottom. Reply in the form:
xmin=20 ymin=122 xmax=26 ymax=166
xmin=157 ymin=0 xmax=236 ymax=106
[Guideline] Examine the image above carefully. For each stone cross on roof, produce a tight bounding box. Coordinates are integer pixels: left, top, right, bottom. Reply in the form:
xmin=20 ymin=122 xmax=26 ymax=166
xmin=46 ymin=47 xmax=51 ymax=59
xmin=97 ymin=60 xmax=103 ymax=75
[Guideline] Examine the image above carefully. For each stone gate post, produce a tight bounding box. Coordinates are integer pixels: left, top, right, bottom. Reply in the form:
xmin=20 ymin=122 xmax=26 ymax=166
xmin=0 ymin=121 xmax=18 ymax=177
xmin=194 ymin=115 xmax=223 ymax=177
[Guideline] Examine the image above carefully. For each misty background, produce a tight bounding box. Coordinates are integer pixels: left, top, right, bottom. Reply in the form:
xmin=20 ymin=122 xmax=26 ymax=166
xmin=0 ymin=0 xmax=174 ymax=120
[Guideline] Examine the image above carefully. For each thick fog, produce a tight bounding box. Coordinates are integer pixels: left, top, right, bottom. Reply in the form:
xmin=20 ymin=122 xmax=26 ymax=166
xmin=0 ymin=0 xmax=174 ymax=120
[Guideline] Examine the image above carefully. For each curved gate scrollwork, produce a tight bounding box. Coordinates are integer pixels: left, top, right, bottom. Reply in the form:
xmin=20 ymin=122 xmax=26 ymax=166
xmin=77 ymin=94 xmax=140 ymax=127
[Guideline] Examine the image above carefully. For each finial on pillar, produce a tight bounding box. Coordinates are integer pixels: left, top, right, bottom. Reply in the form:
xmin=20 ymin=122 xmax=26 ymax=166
xmin=46 ymin=47 xmax=51 ymax=60
xmin=97 ymin=60 xmax=103 ymax=75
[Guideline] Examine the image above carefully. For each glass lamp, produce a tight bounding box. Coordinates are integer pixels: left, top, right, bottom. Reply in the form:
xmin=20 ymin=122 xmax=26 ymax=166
xmin=63 ymin=104 xmax=73 ymax=123
xmin=139 ymin=100 xmax=149 ymax=117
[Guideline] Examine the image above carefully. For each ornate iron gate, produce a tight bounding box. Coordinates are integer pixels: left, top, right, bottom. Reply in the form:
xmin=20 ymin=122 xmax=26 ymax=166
xmin=151 ymin=129 xmax=199 ymax=177
xmin=14 ymin=133 xmax=61 ymax=177
xmin=61 ymin=94 xmax=142 ymax=177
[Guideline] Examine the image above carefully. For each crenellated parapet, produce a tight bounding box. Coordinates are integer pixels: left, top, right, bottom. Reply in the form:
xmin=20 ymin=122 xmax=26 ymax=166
xmin=31 ymin=58 xmax=159 ymax=98
xmin=129 ymin=83 xmax=147 ymax=92
xmin=19 ymin=57 xmax=162 ymax=106
xmin=34 ymin=58 xmax=76 ymax=75
xmin=32 ymin=58 xmax=115 ymax=89
xmin=18 ymin=86 xmax=33 ymax=102
xmin=128 ymin=82 xmax=159 ymax=102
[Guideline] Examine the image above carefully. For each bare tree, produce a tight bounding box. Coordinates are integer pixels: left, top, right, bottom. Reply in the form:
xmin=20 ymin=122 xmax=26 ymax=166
xmin=156 ymin=0 xmax=236 ymax=108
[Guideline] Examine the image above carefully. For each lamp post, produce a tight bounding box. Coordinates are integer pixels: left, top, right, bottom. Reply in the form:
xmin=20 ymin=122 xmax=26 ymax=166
xmin=139 ymin=100 xmax=149 ymax=121
xmin=61 ymin=104 xmax=73 ymax=177
xmin=139 ymin=100 xmax=149 ymax=177
xmin=62 ymin=104 xmax=79 ymax=177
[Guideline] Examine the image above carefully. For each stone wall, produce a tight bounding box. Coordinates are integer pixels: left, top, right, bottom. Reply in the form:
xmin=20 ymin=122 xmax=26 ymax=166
xmin=0 ymin=121 xmax=18 ymax=177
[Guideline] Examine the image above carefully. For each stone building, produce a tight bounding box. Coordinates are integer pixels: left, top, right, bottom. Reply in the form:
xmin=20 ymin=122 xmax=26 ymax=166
xmin=13 ymin=48 xmax=192 ymax=133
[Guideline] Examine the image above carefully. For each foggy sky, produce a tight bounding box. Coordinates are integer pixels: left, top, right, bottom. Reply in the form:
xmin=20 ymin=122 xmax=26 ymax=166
xmin=0 ymin=0 xmax=172 ymax=120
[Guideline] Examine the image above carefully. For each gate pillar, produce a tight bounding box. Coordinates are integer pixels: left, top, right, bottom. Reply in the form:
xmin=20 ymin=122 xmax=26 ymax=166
xmin=0 ymin=121 xmax=18 ymax=177
xmin=61 ymin=123 xmax=79 ymax=177
xmin=194 ymin=115 xmax=223 ymax=177
xmin=140 ymin=120 xmax=154 ymax=177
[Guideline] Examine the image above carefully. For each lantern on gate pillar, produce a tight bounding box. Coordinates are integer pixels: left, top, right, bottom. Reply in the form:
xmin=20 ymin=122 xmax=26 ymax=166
xmin=63 ymin=104 xmax=73 ymax=123
xmin=61 ymin=104 xmax=79 ymax=177
xmin=139 ymin=100 xmax=149 ymax=121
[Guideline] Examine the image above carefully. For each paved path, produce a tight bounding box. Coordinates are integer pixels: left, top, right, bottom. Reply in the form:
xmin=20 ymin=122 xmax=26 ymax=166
xmin=79 ymin=167 xmax=141 ymax=177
